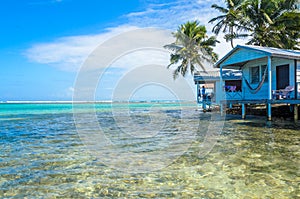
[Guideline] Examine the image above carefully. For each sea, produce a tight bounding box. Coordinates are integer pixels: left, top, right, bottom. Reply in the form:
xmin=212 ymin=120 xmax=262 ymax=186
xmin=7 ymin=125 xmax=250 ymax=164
xmin=0 ymin=102 xmax=299 ymax=198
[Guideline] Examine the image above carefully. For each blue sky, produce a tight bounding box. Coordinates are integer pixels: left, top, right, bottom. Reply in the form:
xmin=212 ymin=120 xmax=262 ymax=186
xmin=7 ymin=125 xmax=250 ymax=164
xmin=0 ymin=0 xmax=235 ymax=101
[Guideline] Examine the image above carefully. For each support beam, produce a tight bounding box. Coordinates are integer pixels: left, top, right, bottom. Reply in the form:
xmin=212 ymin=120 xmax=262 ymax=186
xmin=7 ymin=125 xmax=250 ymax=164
xmin=220 ymin=65 xmax=223 ymax=101
xmin=268 ymin=56 xmax=272 ymax=100
xmin=202 ymin=99 xmax=206 ymax=111
xmin=267 ymin=103 xmax=272 ymax=121
xmin=267 ymin=56 xmax=272 ymax=121
xmin=196 ymin=82 xmax=200 ymax=103
xmin=294 ymin=104 xmax=299 ymax=121
xmin=220 ymin=65 xmax=224 ymax=117
xmin=220 ymin=103 xmax=224 ymax=116
xmin=242 ymin=103 xmax=246 ymax=119
xmin=294 ymin=59 xmax=297 ymax=99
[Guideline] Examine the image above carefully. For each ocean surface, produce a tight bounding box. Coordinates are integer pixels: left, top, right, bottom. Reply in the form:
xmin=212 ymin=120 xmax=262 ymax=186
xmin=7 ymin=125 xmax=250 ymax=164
xmin=0 ymin=103 xmax=299 ymax=198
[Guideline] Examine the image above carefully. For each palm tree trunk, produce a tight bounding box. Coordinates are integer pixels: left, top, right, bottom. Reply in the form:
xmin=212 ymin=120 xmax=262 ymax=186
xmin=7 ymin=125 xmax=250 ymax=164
xmin=188 ymin=58 xmax=192 ymax=74
xmin=230 ymin=26 xmax=234 ymax=48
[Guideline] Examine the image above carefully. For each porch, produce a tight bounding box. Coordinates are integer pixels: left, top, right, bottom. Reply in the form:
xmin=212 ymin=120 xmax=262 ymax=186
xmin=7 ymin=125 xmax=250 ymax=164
xmin=213 ymin=45 xmax=300 ymax=121
xmin=220 ymin=99 xmax=300 ymax=121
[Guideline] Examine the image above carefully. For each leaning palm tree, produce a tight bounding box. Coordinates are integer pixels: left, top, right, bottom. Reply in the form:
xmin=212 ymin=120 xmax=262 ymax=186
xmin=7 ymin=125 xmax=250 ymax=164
xmin=164 ymin=21 xmax=218 ymax=79
xmin=209 ymin=0 xmax=246 ymax=48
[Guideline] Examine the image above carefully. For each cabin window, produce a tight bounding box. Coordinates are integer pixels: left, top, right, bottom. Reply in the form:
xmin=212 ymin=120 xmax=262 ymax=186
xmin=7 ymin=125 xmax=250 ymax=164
xmin=261 ymin=65 xmax=268 ymax=82
xmin=225 ymin=80 xmax=242 ymax=92
xmin=250 ymin=66 xmax=259 ymax=84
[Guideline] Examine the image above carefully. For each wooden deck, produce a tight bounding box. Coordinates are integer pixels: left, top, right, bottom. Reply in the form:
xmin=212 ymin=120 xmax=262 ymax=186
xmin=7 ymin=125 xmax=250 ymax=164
xmin=221 ymin=99 xmax=300 ymax=105
xmin=220 ymin=99 xmax=300 ymax=121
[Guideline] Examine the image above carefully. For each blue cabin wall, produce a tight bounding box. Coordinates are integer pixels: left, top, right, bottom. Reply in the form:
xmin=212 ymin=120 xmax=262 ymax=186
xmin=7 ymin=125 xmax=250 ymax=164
xmin=297 ymin=60 xmax=300 ymax=98
xmin=242 ymin=58 xmax=269 ymax=99
xmin=297 ymin=60 xmax=300 ymax=82
xmin=242 ymin=57 xmax=296 ymax=100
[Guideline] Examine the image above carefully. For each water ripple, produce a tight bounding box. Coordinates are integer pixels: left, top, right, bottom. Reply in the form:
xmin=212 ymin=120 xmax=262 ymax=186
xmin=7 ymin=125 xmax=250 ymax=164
xmin=0 ymin=103 xmax=299 ymax=198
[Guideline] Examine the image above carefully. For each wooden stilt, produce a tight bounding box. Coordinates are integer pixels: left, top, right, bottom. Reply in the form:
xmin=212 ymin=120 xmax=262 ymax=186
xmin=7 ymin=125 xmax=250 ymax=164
xmin=220 ymin=103 xmax=224 ymax=116
xmin=294 ymin=104 xmax=299 ymax=121
xmin=202 ymin=100 xmax=206 ymax=112
xmin=242 ymin=104 xmax=246 ymax=119
xmin=267 ymin=103 xmax=272 ymax=121
xmin=196 ymin=82 xmax=200 ymax=104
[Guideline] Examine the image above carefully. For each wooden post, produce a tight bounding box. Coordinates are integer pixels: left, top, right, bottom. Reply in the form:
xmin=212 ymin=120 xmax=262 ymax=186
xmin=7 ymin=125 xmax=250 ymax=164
xmin=294 ymin=104 xmax=299 ymax=121
xmin=202 ymin=99 xmax=206 ymax=111
xmin=267 ymin=56 xmax=272 ymax=121
xmin=267 ymin=103 xmax=272 ymax=121
xmin=220 ymin=103 xmax=224 ymax=116
xmin=267 ymin=56 xmax=272 ymax=100
xmin=196 ymin=82 xmax=200 ymax=103
xmin=220 ymin=65 xmax=223 ymax=102
xmin=220 ymin=65 xmax=224 ymax=116
xmin=242 ymin=103 xmax=246 ymax=119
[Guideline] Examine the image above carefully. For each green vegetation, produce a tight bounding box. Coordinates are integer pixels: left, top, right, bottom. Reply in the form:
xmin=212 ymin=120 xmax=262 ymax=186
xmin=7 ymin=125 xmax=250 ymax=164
xmin=165 ymin=0 xmax=299 ymax=78
xmin=210 ymin=0 xmax=300 ymax=49
xmin=209 ymin=0 xmax=247 ymax=48
xmin=164 ymin=21 xmax=218 ymax=79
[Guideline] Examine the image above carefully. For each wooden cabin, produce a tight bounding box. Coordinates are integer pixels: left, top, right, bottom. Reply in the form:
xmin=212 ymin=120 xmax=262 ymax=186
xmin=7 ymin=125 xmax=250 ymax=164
xmin=194 ymin=70 xmax=242 ymax=104
xmin=214 ymin=45 xmax=300 ymax=120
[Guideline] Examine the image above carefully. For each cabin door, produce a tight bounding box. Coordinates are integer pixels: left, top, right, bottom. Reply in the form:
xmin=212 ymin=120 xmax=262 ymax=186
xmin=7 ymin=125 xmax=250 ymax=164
xmin=276 ymin=64 xmax=289 ymax=89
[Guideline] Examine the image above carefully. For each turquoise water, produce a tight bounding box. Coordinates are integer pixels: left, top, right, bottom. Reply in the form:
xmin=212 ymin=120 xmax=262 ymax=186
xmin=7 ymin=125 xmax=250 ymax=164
xmin=0 ymin=103 xmax=299 ymax=198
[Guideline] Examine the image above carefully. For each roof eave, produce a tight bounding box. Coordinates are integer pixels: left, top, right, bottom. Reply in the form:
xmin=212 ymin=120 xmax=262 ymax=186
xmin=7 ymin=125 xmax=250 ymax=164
xmin=271 ymin=54 xmax=300 ymax=60
xmin=214 ymin=45 xmax=240 ymax=68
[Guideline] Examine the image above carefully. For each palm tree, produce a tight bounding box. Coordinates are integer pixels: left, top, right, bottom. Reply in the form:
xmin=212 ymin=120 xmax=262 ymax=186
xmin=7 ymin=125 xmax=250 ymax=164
xmin=209 ymin=0 xmax=246 ymax=48
xmin=164 ymin=21 xmax=218 ymax=79
xmin=209 ymin=0 xmax=300 ymax=49
xmin=243 ymin=0 xmax=300 ymax=49
xmin=242 ymin=0 xmax=277 ymax=46
xmin=274 ymin=10 xmax=300 ymax=49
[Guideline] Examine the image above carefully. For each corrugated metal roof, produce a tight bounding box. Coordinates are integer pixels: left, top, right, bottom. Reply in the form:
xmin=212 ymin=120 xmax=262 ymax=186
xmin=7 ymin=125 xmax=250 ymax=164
xmin=215 ymin=45 xmax=300 ymax=68
xmin=194 ymin=71 xmax=220 ymax=77
xmin=242 ymin=45 xmax=300 ymax=57
xmin=194 ymin=70 xmax=242 ymax=82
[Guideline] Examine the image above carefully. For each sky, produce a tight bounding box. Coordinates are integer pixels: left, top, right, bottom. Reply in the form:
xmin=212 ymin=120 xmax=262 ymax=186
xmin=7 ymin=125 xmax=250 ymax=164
xmin=0 ymin=0 xmax=244 ymax=101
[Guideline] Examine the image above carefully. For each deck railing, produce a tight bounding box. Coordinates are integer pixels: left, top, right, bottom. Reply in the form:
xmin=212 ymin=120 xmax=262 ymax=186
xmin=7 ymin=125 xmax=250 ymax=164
xmin=225 ymin=91 xmax=243 ymax=100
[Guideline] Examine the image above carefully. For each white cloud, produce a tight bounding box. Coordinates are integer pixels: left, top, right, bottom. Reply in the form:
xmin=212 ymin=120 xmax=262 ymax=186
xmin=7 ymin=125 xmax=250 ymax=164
xmin=28 ymin=0 xmax=64 ymax=5
xmin=25 ymin=26 xmax=139 ymax=72
xmin=23 ymin=0 xmax=252 ymax=101
xmin=126 ymin=0 xmax=221 ymax=29
xmin=65 ymin=86 xmax=74 ymax=98
xmin=125 ymin=0 xmax=245 ymax=57
xmin=25 ymin=0 xmax=246 ymax=73
xmin=126 ymin=8 xmax=156 ymax=17
xmin=68 ymin=86 xmax=74 ymax=92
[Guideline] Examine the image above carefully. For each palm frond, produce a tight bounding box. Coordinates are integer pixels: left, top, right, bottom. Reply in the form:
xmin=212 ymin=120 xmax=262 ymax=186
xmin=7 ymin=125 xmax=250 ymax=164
xmin=211 ymin=4 xmax=228 ymax=13
xmin=164 ymin=43 xmax=182 ymax=52
xmin=164 ymin=20 xmax=218 ymax=79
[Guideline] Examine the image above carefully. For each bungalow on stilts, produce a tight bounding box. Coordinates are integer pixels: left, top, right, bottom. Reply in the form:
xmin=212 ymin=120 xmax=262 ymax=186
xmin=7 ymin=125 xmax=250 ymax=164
xmin=195 ymin=45 xmax=300 ymax=121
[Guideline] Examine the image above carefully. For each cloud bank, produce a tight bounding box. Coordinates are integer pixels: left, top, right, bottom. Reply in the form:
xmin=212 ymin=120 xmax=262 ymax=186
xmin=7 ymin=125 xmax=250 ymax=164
xmin=25 ymin=26 xmax=139 ymax=72
xmin=25 ymin=0 xmax=246 ymax=72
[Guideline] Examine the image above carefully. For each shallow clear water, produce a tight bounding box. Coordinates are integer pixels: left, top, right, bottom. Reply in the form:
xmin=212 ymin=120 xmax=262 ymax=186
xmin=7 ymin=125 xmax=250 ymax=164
xmin=0 ymin=103 xmax=299 ymax=198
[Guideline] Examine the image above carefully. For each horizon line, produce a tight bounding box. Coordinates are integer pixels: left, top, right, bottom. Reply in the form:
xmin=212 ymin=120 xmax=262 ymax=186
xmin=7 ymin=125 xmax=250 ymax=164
xmin=0 ymin=100 xmax=197 ymax=104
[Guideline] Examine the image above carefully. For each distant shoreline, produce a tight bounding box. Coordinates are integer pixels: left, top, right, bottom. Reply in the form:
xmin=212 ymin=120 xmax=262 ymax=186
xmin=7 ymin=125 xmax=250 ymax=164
xmin=0 ymin=100 xmax=197 ymax=104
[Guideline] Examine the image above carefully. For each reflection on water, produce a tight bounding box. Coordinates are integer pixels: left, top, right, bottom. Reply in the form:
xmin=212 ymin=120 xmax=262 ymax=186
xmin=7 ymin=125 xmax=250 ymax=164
xmin=0 ymin=103 xmax=299 ymax=198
